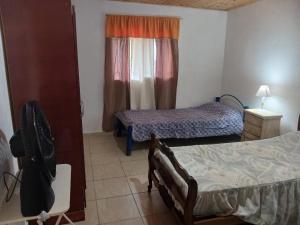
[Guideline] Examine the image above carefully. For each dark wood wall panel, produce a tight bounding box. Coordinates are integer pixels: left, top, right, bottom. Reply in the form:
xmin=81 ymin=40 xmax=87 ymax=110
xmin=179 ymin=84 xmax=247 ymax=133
xmin=0 ymin=0 xmax=86 ymax=222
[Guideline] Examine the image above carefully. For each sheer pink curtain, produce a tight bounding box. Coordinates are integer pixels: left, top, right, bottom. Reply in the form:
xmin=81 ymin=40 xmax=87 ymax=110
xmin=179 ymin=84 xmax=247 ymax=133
xmin=102 ymin=38 xmax=130 ymax=131
xmin=155 ymin=39 xmax=179 ymax=109
xmin=129 ymin=38 xmax=156 ymax=110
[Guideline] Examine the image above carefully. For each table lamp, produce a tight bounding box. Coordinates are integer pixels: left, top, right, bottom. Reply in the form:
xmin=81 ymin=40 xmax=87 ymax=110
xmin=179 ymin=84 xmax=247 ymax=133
xmin=256 ymin=85 xmax=271 ymax=109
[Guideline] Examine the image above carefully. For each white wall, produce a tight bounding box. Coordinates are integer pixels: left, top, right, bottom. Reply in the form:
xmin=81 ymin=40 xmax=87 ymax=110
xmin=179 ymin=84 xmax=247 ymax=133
xmin=0 ymin=28 xmax=16 ymax=208
xmin=72 ymin=0 xmax=228 ymax=133
xmin=222 ymin=0 xmax=300 ymax=133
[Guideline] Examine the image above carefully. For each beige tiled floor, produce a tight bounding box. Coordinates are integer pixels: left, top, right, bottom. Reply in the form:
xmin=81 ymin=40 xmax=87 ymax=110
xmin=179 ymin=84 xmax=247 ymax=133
xmin=79 ymin=133 xmax=178 ymax=225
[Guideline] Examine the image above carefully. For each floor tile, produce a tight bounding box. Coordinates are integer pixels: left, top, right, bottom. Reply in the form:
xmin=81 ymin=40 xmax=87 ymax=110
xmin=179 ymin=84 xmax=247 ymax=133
xmin=85 ymin=164 xmax=94 ymax=181
xmin=133 ymin=191 xmax=169 ymax=216
xmin=97 ymin=195 xmax=140 ymax=224
xmin=121 ymin=160 xmax=148 ymax=176
xmin=102 ymin=218 xmax=144 ymax=225
xmin=84 ymin=144 xmax=90 ymax=154
xmin=116 ymin=149 xmax=148 ymax=162
xmin=93 ymin=162 xmax=125 ymax=180
xmin=142 ymin=213 xmax=178 ymax=225
xmin=84 ymin=151 xmax=92 ymax=166
xmin=86 ymin=181 xmax=96 ymax=201
xmin=89 ymin=133 xmax=115 ymax=146
xmin=114 ymin=137 xmax=148 ymax=152
xmin=127 ymin=174 xmax=156 ymax=194
xmin=91 ymin=151 xmax=119 ymax=165
xmin=82 ymin=132 xmax=177 ymax=225
xmin=94 ymin=177 xmax=131 ymax=199
xmin=90 ymin=132 xmax=114 ymax=137
xmin=7 ymin=222 xmax=24 ymax=225
xmin=83 ymin=135 xmax=90 ymax=147
xmin=90 ymin=142 xmax=119 ymax=154
xmin=76 ymin=201 xmax=99 ymax=225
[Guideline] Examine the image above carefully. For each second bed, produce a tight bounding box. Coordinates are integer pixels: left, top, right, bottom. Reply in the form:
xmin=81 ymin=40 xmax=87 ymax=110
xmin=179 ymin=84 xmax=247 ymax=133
xmin=116 ymin=95 xmax=247 ymax=155
xmin=149 ymin=124 xmax=300 ymax=225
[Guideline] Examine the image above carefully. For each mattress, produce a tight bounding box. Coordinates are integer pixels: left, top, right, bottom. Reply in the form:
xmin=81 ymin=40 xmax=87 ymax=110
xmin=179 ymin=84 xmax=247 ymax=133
xmin=154 ymin=131 xmax=300 ymax=225
xmin=115 ymin=102 xmax=243 ymax=141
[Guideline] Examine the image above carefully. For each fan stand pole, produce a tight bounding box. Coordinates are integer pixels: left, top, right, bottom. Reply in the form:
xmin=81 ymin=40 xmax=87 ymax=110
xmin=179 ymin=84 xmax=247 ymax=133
xmin=63 ymin=213 xmax=75 ymax=225
xmin=54 ymin=214 xmax=63 ymax=225
xmin=37 ymin=212 xmax=74 ymax=225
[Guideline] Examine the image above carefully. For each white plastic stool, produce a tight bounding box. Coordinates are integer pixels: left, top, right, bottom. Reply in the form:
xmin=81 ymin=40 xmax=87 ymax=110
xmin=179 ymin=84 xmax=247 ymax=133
xmin=0 ymin=164 xmax=74 ymax=225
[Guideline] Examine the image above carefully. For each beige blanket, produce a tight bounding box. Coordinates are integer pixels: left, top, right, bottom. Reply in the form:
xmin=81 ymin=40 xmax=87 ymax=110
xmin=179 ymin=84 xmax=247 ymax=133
xmin=155 ymin=131 xmax=300 ymax=225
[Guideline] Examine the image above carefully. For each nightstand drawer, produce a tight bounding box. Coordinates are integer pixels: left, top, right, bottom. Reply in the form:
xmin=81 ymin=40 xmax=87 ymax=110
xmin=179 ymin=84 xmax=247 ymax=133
xmin=245 ymin=113 xmax=263 ymax=127
xmin=244 ymin=122 xmax=261 ymax=137
xmin=243 ymin=131 xmax=260 ymax=141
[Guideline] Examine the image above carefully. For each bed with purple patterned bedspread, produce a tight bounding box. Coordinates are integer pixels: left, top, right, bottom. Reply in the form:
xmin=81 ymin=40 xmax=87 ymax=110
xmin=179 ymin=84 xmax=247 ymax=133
xmin=115 ymin=102 xmax=243 ymax=142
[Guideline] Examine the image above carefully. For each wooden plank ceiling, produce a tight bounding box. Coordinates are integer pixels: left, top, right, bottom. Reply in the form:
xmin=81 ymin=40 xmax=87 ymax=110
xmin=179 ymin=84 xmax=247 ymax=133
xmin=110 ymin=0 xmax=258 ymax=11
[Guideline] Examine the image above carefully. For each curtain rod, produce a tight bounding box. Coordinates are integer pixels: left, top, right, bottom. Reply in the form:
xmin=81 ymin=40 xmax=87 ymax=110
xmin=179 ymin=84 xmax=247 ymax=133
xmin=105 ymin=14 xmax=182 ymax=20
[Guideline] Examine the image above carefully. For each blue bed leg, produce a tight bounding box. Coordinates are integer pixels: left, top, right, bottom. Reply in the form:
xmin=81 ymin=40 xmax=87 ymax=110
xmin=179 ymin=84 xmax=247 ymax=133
xmin=127 ymin=126 xmax=133 ymax=156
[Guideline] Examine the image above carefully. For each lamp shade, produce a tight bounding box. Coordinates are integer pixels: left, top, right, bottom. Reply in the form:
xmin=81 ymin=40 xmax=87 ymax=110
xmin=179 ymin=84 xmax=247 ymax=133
xmin=256 ymin=85 xmax=271 ymax=97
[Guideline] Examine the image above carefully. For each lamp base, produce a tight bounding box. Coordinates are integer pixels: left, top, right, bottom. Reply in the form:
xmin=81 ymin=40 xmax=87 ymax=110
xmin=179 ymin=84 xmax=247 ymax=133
xmin=260 ymin=97 xmax=266 ymax=109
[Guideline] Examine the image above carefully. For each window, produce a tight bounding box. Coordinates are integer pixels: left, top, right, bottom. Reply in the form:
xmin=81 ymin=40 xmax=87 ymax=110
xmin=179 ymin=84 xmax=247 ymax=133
xmin=129 ymin=38 xmax=156 ymax=81
xmin=103 ymin=15 xmax=179 ymax=130
xmin=129 ymin=38 xmax=157 ymax=110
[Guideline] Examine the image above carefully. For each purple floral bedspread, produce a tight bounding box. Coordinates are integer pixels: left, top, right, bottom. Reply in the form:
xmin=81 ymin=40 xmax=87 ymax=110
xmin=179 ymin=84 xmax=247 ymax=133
xmin=115 ymin=102 xmax=243 ymax=142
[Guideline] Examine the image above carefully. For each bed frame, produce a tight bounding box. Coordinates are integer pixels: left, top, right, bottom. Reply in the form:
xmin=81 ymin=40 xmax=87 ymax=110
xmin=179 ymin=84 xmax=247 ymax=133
xmin=148 ymin=134 xmax=248 ymax=225
xmin=148 ymin=114 xmax=300 ymax=225
xmin=116 ymin=94 xmax=248 ymax=156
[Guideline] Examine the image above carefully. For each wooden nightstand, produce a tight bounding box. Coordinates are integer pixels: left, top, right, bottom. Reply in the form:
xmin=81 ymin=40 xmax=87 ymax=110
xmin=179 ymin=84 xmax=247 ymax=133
xmin=242 ymin=109 xmax=282 ymax=141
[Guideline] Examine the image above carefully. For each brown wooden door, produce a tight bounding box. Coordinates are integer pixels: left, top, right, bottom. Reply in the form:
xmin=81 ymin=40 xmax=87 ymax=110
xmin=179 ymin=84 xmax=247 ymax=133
xmin=0 ymin=0 xmax=85 ymax=222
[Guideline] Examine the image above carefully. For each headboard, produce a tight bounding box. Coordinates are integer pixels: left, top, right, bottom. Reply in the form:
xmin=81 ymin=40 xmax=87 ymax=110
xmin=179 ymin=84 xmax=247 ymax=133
xmin=215 ymin=94 xmax=249 ymax=110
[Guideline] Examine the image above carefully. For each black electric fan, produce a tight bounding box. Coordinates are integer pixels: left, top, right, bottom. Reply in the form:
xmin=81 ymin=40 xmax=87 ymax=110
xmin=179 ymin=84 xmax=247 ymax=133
xmin=9 ymin=101 xmax=56 ymax=217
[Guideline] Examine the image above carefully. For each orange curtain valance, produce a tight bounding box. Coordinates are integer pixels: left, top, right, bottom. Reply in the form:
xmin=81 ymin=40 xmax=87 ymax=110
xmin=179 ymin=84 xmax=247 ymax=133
xmin=106 ymin=15 xmax=180 ymax=40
